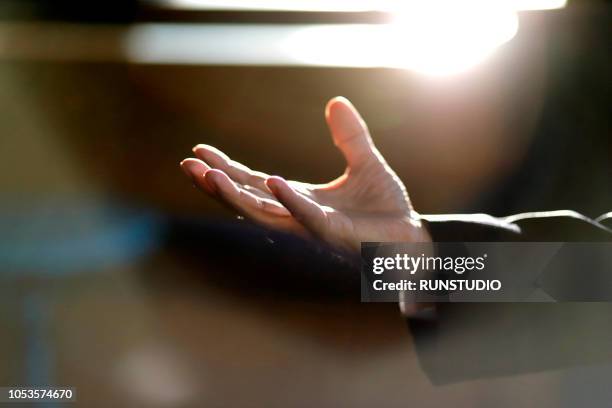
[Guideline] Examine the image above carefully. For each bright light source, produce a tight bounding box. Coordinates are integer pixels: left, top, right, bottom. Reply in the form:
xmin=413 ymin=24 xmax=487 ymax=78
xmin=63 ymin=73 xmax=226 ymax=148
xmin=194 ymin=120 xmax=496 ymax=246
xmin=157 ymin=0 xmax=567 ymax=12
xmin=129 ymin=0 xmax=566 ymax=74
xmin=156 ymin=0 xmax=397 ymax=12
xmin=284 ymin=1 xmax=519 ymax=76
xmin=512 ymin=0 xmax=567 ymax=10
xmin=389 ymin=0 xmax=519 ymax=75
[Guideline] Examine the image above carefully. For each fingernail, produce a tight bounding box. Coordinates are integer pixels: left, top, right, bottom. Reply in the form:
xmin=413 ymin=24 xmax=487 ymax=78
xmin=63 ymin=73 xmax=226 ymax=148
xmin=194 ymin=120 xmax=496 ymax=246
xmin=204 ymin=170 xmax=217 ymax=194
xmin=267 ymin=182 xmax=277 ymax=194
xmin=334 ymin=96 xmax=350 ymax=104
xmin=192 ymin=144 xmax=208 ymax=155
xmin=180 ymin=161 xmax=196 ymax=182
xmin=266 ymin=177 xmax=283 ymax=194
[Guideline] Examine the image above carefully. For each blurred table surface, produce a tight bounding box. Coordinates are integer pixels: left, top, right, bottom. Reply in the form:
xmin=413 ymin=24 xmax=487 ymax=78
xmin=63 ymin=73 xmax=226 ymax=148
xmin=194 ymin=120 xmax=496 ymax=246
xmin=0 ymin=246 xmax=570 ymax=408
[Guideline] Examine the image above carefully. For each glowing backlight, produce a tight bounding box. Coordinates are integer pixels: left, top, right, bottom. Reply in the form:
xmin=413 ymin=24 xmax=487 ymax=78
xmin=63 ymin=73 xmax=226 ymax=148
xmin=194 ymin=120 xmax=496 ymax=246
xmin=284 ymin=0 xmax=519 ymax=76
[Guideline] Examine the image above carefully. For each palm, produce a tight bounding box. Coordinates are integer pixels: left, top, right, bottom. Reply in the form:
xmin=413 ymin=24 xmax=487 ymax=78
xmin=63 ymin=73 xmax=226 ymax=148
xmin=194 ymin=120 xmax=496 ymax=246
xmin=181 ymin=97 xmax=429 ymax=252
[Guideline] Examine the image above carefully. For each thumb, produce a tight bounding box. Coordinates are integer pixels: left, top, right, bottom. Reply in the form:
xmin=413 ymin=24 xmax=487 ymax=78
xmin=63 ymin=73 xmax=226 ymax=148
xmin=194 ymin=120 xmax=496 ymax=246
xmin=325 ymin=97 xmax=381 ymax=169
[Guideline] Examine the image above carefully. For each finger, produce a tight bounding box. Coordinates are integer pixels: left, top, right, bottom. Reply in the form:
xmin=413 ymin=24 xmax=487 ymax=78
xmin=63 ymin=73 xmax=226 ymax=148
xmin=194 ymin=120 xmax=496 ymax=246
xmin=180 ymin=158 xmax=214 ymax=194
xmin=242 ymin=184 xmax=277 ymax=202
xmin=205 ymin=169 xmax=290 ymax=218
xmin=266 ymin=176 xmax=329 ymax=238
xmin=325 ymin=96 xmax=381 ymax=169
xmin=193 ymin=144 xmax=270 ymax=192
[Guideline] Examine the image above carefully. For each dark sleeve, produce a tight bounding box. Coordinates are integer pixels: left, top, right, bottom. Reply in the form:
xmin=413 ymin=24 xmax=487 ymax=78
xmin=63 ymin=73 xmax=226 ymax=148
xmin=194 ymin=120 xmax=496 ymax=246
xmin=409 ymin=212 xmax=612 ymax=384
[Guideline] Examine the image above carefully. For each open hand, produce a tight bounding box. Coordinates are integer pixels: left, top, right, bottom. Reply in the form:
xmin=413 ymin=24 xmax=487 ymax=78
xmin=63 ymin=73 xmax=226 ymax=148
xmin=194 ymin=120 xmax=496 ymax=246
xmin=180 ymin=97 xmax=430 ymax=252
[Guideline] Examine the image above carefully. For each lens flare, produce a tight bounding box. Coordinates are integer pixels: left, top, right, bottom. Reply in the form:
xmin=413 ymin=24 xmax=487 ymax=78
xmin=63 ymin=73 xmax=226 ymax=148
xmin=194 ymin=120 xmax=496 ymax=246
xmin=389 ymin=0 xmax=519 ymax=75
xmin=284 ymin=0 xmax=519 ymax=76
